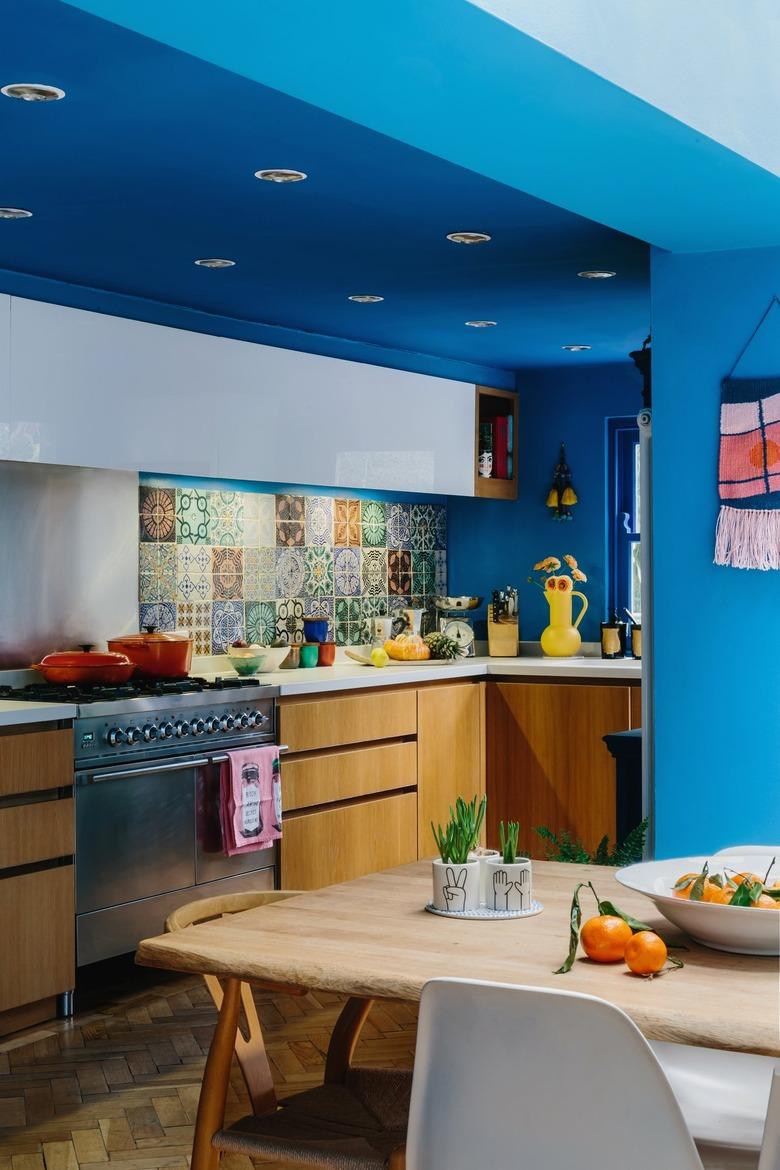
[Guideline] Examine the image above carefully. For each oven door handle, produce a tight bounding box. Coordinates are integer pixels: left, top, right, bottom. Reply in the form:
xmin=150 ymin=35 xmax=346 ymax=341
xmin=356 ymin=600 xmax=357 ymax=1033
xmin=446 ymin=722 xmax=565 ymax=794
xmin=210 ymin=745 xmax=288 ymax=765
xmin=82 ymin=757 xmax=210 ymax=783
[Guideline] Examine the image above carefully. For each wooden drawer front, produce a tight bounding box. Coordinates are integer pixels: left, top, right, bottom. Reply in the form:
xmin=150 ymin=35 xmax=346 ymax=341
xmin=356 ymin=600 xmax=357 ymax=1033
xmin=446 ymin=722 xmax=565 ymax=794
xmin=0 ymin=798 xmax=73 ymax=870
xmin=283 ymin=741 xmax=417 ymax=813
xmin=281 ymin=792 xmax=418 ymax=890
xmin=0 ymin=728 xmax=72 ymax=798
xmin=0 ymin=865 xmax=75 ymax=1012
xmin=280 ymin=689 xmax=417 ymax=753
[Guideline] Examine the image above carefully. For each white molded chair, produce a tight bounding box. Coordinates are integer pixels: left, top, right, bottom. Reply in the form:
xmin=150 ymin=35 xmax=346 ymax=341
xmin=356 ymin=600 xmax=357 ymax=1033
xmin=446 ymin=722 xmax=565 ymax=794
xmin=759 ymin=1072 xmax=780 ymax=1170
xmin=405 ymin=978 xmax=704 ymax=1170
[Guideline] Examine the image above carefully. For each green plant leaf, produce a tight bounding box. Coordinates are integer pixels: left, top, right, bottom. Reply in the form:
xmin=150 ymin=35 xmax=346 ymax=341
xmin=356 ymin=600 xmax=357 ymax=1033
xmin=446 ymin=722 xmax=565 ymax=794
xmin=688 ymin=862 xmax=709 ymax=902
xmin=596 ymin=899 xmax=653 ymax=933
xmin=555 ymin=882 xmax=587 ymax=974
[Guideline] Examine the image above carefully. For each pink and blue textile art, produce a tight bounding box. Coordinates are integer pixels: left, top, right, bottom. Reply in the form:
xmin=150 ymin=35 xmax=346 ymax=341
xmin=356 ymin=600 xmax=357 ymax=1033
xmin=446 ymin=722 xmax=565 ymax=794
xmin=716 ymin=378 xmax=780 ymax=569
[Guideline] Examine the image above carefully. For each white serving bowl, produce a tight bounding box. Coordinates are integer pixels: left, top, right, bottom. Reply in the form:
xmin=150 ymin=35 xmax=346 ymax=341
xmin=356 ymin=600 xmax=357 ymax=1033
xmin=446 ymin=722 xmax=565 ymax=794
xmin=255 ymin=645 xmax=294 ymax=672
xmin=615 ymin=854 xmax=780 ymax=956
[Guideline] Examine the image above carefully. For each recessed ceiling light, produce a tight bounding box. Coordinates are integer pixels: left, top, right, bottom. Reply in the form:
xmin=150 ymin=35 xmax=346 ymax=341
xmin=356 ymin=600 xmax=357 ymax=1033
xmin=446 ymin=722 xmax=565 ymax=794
xmin=577 ymin=270 xmax=616 ymax=279
xmin=254 ymin=169 xmax=307 ymax=183
xmin=348 ymin=294 xmax=384 ymax=303
xmin=1 ymin=82 xmax=65 ymax=102
xmin=562 ymin=344 xmax=592 ymax=352
xmin=194 ymin=258 xmax=236 ymax=268
xmin=465 ymin=320 xmax=497 ymax=328
xmin=0 ymin=207 xmax=32 ymax=219
xmin=447 ymin=231 xmax=491 ymax=245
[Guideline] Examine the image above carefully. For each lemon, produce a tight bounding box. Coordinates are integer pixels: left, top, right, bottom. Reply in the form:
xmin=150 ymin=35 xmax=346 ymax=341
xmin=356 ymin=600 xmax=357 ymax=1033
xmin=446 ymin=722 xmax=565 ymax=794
xmin=370 ymin=647 xmax=389 ymax=668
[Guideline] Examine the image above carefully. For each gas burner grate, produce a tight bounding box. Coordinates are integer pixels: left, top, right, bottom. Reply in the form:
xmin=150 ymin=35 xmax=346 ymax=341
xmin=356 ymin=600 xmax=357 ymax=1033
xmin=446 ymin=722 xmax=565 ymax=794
xmin=0 ymin=677 xmax=248 ymax=704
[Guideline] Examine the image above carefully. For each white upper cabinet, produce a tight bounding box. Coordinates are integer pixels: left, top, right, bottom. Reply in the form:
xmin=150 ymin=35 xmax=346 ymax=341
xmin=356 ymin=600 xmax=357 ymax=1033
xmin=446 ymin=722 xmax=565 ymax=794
xmin=6 ymin=296 xmax=476 ymax=495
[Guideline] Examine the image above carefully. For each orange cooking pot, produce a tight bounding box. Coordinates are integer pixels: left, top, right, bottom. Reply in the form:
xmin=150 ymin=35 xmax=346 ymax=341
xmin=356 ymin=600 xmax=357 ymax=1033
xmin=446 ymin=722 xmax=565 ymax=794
xmin=107 ymin=625 xmax=193 ymax=679
xmin=33 ymin=650 xmax=136 ymax=685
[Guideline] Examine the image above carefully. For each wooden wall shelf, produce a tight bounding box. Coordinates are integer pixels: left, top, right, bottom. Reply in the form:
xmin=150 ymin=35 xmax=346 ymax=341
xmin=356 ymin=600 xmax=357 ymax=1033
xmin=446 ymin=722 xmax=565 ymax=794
xmin=475 ymin=385 xmax=518 ymax=499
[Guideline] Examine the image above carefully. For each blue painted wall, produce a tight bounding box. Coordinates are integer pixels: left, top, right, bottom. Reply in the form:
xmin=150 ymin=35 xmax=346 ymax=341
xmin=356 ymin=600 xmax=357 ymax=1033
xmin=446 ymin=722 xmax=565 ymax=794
xmin=651 ymin=245 xmax=780 ymax=858
xmin=447 ymin=363 xmax=642 ymax=644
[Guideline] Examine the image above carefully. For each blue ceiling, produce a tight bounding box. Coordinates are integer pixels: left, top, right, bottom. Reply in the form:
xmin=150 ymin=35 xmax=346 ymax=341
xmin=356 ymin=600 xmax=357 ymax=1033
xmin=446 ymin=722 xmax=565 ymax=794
xmin=0 ymin=0 xmax=649 ymax=376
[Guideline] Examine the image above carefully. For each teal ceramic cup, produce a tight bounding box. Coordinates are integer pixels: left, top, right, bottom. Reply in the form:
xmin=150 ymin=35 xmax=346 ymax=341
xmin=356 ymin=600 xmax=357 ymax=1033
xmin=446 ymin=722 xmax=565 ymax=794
xmin=299 ymin=643 xmax=319 ymax=668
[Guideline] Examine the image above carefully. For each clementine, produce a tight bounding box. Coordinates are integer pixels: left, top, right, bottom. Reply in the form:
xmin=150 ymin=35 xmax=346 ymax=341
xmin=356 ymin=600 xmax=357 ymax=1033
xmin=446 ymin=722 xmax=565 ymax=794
xmin=624 ymin=931 xmax=668 ymax=975
xmin=580 ymin=915 xmax=633 ymax=963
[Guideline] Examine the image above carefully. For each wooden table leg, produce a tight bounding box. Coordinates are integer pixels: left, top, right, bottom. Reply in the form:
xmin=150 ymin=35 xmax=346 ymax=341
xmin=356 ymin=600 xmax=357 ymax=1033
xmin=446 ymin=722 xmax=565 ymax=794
xmin=206 ymin=974 xmax=278 ymax=1116
xmin=324 ymin=996 xmax=374 ymax=1084
xmin=192 ymin=977 xmax=241 ymax=1170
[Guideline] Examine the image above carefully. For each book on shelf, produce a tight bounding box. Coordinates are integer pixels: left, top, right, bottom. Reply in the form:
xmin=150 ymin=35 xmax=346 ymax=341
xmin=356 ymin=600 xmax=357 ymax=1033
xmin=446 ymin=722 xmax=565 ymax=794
xmin=487 ymin=415 xmax=509 ymax=479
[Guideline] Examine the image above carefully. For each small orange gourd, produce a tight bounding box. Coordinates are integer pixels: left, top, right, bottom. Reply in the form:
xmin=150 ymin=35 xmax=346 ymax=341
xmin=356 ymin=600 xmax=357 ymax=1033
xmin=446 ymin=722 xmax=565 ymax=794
xmin=383 ymin=635 xmax=431 ymax=661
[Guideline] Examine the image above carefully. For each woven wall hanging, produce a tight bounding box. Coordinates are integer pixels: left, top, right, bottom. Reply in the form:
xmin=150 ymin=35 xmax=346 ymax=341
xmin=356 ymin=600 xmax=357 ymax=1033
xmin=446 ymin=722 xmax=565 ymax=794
xmin=715 ymin=296 xmax=780 ymax=570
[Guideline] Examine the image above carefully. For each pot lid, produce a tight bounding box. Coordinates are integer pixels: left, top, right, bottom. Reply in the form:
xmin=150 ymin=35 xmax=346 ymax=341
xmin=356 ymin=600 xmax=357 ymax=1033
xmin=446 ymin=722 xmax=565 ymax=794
xmin=112 ymin=624 xmax=191 ymax=644
xmin=40 ymin=650 xmax=133 ymax=666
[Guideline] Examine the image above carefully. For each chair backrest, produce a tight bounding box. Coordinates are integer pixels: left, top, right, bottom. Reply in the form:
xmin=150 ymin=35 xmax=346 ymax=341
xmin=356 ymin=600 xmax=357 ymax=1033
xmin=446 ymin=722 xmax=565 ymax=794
xmin=759 ymin=1071 xmax=780 ymax=1170
xmin=165 ymin=889 xmax=301 ymax=932
xmin=406 ymin=978 xmax=703 ymax=1170
xmin=714 ymin=845 xmax=780 ymax=856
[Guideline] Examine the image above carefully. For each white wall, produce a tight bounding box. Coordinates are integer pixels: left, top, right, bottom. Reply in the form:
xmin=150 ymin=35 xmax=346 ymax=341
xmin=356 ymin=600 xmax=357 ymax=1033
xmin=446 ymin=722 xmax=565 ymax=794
xmin=470 ymin=0 xmax=780 ymax=178
xmin=0 ymin=295 xmax=477 ymax=495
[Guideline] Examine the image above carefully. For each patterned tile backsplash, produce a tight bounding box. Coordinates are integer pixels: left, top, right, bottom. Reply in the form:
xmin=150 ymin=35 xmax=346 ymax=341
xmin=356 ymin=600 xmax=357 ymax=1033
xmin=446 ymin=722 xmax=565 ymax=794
xmin=138 ymin=484 xmax=447 ymax=653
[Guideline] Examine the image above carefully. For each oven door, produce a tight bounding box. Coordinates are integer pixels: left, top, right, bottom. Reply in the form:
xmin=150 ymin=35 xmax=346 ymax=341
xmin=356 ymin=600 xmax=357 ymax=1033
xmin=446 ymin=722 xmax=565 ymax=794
xmin=75 ymin=755 xmax=205 ymax=914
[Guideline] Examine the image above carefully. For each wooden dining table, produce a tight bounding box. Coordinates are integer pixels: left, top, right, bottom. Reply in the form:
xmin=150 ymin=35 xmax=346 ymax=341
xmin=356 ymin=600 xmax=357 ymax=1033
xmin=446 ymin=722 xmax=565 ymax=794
xmin=137 ymin=860 xmax=780 ymax=1168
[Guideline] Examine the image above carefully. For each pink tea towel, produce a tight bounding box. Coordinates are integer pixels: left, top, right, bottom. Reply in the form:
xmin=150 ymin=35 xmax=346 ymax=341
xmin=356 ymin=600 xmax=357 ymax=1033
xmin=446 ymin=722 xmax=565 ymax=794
xmin=219 ymin=745 xmax=282 ymax=857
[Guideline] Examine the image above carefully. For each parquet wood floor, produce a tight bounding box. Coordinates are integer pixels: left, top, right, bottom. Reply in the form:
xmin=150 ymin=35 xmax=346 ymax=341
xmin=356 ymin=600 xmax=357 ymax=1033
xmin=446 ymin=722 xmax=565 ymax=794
xmin=0 ymin=971 xmax=418 ymax=1170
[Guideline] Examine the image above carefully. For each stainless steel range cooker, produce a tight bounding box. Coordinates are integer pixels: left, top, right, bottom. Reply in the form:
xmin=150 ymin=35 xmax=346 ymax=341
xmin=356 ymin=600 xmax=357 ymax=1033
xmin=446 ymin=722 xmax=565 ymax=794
xmin=3 ymin=677 xmax=282 ymax=979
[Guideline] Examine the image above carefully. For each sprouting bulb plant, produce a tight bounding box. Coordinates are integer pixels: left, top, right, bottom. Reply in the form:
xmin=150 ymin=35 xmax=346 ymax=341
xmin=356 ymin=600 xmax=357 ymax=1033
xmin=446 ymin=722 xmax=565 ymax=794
xmin=499 ymin=819 xmax=520 ymax=864
xmin=431 ymin=794 xmax=487 ymax=864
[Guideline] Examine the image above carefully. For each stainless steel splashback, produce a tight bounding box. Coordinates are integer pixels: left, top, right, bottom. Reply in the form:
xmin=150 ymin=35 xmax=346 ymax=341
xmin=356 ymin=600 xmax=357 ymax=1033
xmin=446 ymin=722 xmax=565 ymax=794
xmin=0 ymin=461 xmax=138 ymax=666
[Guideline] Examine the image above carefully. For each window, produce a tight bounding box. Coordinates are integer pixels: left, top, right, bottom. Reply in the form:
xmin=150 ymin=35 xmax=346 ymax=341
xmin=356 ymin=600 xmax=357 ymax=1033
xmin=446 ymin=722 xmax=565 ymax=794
xmin=608 ymin=418 xmax=641 ymax=621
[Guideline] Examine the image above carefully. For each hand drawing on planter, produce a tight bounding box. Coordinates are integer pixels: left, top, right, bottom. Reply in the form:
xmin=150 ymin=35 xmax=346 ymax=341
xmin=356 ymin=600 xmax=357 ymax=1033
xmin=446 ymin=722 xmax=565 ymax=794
xmin=443 ymin=866 xmax=469 ymax=912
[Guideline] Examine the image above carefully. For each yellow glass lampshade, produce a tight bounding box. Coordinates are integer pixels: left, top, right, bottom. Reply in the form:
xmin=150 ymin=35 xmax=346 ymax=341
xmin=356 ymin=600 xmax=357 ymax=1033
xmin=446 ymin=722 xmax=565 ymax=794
xmin=546 ymin=487 xmax=559 ymax=508
xmin=561 ymin=486 xmax=578 ymax=506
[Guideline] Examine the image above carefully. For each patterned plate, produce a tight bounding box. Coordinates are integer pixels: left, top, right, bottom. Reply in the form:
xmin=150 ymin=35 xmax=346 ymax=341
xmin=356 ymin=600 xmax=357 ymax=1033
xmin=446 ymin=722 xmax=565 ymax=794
xmin=424 ymin=900 xmax=543 ymax=921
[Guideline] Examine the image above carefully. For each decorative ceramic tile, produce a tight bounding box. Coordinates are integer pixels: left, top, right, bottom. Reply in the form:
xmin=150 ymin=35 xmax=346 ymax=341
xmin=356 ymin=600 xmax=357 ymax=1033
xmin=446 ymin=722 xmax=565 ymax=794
xmin=242 ymin=493 xmax=275 ymax=547
xmin=410 ymin=504 xmax=436 ymax=552
xmin=334 ymin=546 xmax=360 ymax=596
xmin=335 ymin=620 xmax=350 ymax=646
xmin=361 ymin=500 xmax=386 ymax=548
xmin=386 ymin=502 xmax=411 ymax=550
xmin=412 ymin=550 xmax=435 ymax=595
xmin=276 ymin=547 xmax=306 ymax=597
xmin=305 ymin=496 xmax=333 ymax=546
xmin=212 ymin=546 xmax=243 ymax=600
xmin=388 ymin=549 xmax=412 ymax=596
xmin=360 ymin=595 xmax=390 ymax=617
xmin=245 ymin=600 xmax=277 ymax=645
xmin=139 ymin=543 xmax=177 ymax=603
xmin=361 ymin=548 xmax=388 ymax=596
xmin=275 ymin=597 xmax=304 ymax=644
xmin=334 ymin=498 xmax=360 ymax=547
xmin=140 ymin=487 xmax=176 ymax=543
xmin=335 ymin=598 xmax=361 ymax=625
xmin=176 ymin=488 xmax=211 ymax=544
xmin=434 ymin=550 xmax=447 ymax=595
xmin=211 ymin=600 xmax=245 ymax=652
xmin=140 ymin=601 xmax=176 ymax=631
xmin=177 ymin=601 xmax=211 ymax=656
xmin=276 ymin=520 xmax=305 ymax=547
xmin=434 ymin=506 xmax=447 ymax=551
xmin=243 ymin=546 xmax=276 ymax=600
xmin=176 ymin=544 xmax=212 ymax=602
xmin=335 ymin=618 xmax=368 ymax=646
xmin=209 ymin=492 xmax=244 ymax=547
xmin=276 ymin=494 xmax=305 ymax=523
xmin=304 ymin=545 xmax=334 ymax=597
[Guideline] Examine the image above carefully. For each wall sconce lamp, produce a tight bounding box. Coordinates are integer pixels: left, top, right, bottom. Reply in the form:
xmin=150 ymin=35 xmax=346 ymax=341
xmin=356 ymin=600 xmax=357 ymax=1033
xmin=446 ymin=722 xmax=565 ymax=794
xmin=546 ymin=442 xmax=578 ymax=520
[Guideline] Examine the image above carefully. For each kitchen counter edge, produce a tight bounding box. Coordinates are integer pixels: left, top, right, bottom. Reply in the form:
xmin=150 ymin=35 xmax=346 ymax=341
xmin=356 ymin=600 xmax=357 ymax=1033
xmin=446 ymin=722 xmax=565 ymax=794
xmin=0 ymin=699 xmax=79 ymax=727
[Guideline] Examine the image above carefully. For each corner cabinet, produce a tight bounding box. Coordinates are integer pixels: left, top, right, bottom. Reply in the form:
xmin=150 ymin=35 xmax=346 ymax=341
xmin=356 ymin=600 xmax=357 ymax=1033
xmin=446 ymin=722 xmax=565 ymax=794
xmin=474 ymin=385 xmax=518 ymax=500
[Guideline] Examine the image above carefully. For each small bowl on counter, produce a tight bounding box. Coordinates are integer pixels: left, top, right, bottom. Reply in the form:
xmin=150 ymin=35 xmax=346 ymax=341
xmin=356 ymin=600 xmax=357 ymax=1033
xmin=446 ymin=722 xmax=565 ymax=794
xmin=225 ymin=644 xmax=267 ymax=676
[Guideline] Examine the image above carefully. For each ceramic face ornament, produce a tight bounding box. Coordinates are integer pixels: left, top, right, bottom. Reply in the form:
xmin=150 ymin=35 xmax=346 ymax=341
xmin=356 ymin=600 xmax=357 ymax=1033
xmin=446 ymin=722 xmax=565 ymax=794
xmin=478 ymin=451 xmax=493 ymax=478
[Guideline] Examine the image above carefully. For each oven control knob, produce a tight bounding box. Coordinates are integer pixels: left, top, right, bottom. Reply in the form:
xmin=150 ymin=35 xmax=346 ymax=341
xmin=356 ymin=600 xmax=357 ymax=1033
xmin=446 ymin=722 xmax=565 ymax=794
xmin=220 ymin=714 xmax=236 ymax=731
xmin=126 ymin=726 xmax=142 ymax=745
xmin=237 ymin=713 xmax=250 ymax=729
xmin=191 ymin=718 xmax=206 ymax=736
xmin=142 ymin=724 xmax=159 ymax=742
xmin=175 ymin=720 xmax=190 ymax=738
xmin=205 ymin=717 xmax=219 ymax=733
xmin=159 ymin=721 xmax=175 ymax=740
xmin=107 ymin=727 xmax=126 ymax=746
xmin=249 ymin=709 xmax=268 ymax=727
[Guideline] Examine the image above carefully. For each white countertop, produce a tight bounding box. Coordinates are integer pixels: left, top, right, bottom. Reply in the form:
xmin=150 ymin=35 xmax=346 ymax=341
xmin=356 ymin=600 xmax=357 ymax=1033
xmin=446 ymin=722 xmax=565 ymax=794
xmin=0 ymin=699 xmax=79 ymax=727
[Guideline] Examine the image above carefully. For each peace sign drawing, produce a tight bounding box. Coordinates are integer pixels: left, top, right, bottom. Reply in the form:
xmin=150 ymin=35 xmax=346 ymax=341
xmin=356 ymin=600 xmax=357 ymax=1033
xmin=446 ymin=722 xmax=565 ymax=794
xmin=442 ymin=866 xmax=469 ymax=912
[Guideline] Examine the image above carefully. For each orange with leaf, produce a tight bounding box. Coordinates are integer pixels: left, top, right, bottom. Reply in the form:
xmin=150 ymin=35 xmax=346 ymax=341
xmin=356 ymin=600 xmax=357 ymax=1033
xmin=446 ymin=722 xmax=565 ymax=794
xmin=673 ymin=859 xmax=780 ymax=909
xmin=555 ymin=881 xmax=684 ymax=978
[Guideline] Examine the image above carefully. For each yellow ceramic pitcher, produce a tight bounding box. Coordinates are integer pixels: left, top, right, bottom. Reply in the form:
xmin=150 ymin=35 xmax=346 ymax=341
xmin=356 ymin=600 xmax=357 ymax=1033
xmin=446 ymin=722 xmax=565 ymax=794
xmin=540 ymin=582 xmax=589 ymax=657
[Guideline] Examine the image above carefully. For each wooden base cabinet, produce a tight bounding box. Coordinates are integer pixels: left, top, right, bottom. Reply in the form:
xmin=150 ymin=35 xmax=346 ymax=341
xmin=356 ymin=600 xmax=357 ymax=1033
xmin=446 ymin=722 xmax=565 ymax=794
xmin=486 ymin=682 xmax=635 ymax=858
xmin=281 ymin=792 xmax=418 ymax=890
xmin=416 ymin=682 xmax=484 ymax=857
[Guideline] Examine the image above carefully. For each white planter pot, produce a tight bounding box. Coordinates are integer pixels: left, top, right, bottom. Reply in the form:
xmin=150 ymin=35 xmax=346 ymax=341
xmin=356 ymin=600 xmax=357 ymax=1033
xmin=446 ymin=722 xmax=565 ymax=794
xmin=485 ymin=857 xmax=533 ymax=912
xmin=469 ymin=848 xmax=501 ymax=905
xmin=431 ymin=858 xmax=480 ymax=913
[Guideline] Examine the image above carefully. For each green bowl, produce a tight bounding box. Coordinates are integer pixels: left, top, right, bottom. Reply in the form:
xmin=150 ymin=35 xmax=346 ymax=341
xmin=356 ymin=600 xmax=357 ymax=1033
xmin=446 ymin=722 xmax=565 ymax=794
xmin=227 ymin=654 xmax=264 ymax=676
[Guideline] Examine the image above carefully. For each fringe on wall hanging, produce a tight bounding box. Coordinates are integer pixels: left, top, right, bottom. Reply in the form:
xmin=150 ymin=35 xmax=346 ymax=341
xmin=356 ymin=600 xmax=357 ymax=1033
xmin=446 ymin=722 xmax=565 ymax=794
xmin=715 ymin=297 xmax=780 ymax=570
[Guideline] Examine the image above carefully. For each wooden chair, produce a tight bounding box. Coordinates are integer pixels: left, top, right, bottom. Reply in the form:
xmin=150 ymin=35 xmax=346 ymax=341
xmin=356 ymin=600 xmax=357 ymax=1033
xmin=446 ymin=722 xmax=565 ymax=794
xmin=166 ymin=891 xmax=410 ymax=1170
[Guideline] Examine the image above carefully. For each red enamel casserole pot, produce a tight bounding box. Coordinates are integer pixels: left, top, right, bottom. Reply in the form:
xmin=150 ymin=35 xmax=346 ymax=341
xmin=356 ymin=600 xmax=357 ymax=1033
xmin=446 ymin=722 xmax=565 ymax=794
xmin=107 ymin=625 xmax=193 ymax=679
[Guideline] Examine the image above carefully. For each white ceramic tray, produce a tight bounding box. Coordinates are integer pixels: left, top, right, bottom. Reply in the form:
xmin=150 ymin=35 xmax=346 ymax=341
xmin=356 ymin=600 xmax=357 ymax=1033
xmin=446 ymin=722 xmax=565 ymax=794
xmin=425 ymin=899 xmax=543 ymax=921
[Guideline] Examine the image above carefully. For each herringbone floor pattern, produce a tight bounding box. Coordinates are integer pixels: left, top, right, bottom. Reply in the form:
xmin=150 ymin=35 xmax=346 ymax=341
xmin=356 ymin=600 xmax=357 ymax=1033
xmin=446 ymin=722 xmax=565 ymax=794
xmin=0 ymin=972 xmax=418 ymax=1170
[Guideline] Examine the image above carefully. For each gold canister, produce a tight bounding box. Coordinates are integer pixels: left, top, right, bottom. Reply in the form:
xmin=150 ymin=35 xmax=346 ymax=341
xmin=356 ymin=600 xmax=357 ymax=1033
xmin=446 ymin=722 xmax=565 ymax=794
xmin=631 ymin=624 xmax=642 ymax=660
